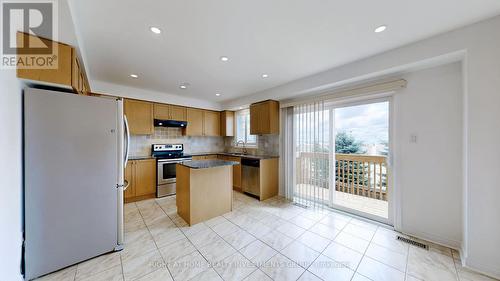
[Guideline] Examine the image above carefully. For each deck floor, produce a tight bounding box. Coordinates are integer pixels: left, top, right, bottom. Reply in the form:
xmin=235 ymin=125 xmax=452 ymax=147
xmin=295 ymin=184 xmax=388 ymax=219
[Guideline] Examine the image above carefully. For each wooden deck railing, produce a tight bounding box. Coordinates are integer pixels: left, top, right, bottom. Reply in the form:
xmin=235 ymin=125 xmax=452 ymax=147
xmin=296 ymin=152 xmax=389 ymax=201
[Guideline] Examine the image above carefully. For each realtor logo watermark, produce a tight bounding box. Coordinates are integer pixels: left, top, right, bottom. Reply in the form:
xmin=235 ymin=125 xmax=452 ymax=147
xmin=1 ymin=0 xmax=58 ymax=69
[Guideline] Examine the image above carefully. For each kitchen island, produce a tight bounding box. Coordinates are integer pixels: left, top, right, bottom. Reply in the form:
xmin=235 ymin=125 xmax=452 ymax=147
xmin=176 ymin=160 xmax=239 ymax=225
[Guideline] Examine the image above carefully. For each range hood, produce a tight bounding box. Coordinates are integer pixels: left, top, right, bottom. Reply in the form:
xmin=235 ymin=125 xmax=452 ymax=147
xmin=154 ymin=119 xmax=187 ymax=128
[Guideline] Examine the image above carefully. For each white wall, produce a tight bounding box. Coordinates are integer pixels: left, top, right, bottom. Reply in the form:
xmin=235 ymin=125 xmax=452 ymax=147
xmin=243 ymin=15 xmax=500 ymax=278
xmin=0 ymin=69 xmax=24 ymax=281
xmin=395 ymin=63 xmax=463 ymax=248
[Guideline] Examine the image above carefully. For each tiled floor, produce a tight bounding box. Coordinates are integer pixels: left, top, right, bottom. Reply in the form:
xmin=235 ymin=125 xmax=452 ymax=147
xmin=36 ymin=192 xmax=497 ymax=281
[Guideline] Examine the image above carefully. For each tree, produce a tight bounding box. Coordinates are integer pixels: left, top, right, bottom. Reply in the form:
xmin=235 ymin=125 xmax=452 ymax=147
xmin=335 ymin=131 xmax=364 ymax=154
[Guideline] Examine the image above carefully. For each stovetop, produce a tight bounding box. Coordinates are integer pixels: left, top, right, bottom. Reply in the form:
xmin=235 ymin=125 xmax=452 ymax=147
xmin=151 ymin=144 xmax=192 ymax=160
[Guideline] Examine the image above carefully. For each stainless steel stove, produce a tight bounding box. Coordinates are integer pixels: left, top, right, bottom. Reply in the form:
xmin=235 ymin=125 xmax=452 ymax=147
xmin=152 ymin=144 xmax=192 ymax=197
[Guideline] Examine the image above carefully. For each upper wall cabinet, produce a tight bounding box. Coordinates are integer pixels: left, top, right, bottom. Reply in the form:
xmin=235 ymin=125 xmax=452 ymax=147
xmin=220 ymin=111 xmax=235 ymax=137
xmin=125 ymin=99 xmax=154 ymax=135
xmin=250 ymin=100 xmax=279 ymax=135
xmin=203 ymin=110 xmax=221 ymax=136
xmin=186 ymin=108 xmax=204 ymax=136
xmin=154 ymin=104 xmax=187 ymax=121
xmin=16 ymin=32 xmax=90 ymax=95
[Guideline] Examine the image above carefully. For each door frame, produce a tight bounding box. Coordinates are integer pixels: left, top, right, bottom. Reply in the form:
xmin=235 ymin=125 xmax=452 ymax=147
xmin=327 ymin=96 xmax=395 ymax=226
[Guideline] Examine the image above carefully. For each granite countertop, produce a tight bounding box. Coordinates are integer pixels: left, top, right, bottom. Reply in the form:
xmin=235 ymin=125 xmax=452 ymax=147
xmin=179 ymin=160 xmax=240 ymax=169
xmin=190 ymin=152 xmax=279 ymax=160
xmin=129 ymin=156 xmax=155 ymax=160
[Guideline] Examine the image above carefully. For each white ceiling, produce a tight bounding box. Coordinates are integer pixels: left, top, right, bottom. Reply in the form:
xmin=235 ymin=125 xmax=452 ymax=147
xmin=71 ymin=0 xmax=500 ymax=102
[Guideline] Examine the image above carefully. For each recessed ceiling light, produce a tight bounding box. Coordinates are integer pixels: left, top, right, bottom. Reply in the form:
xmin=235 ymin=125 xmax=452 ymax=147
xmin=179 ymin=83 xmax=190 ymax=89
xmin=150 ymin=26 xmax=162 ymax=34
xmin=220 ymin=56 xmax=229 ymax=62
xmin=374 ymin=25 xmax=387 ymax=33
xmin=215 ymin=93 xmax=221 ymax=96
xmin=130 ymin=74 xmax=138 ymax=78
xmin=262 ymin=74 xmax=269 ymax=78
xmin=239 ymin=106 xmax=243 ymax=109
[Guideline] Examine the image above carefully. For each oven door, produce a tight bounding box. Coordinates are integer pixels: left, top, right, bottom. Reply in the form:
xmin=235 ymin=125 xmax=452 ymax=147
xmin=157 ymin=160 xmax=178 ymax=185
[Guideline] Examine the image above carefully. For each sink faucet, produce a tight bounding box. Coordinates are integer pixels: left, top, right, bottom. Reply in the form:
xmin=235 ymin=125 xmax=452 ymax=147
xmin=236 ymin=140 xmax=247 ymax=154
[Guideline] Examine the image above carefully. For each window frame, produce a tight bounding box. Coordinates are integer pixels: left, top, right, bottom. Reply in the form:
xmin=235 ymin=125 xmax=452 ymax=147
xmin=234 ymin=109 xmax=257 ymax=147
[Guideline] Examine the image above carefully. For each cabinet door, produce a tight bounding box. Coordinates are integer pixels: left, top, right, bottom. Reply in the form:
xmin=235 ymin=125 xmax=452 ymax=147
xmin=124 ymin=161 xmax=136 ymax=199
xmin=203 ymin=111 xmax=220 ymax=136
xmin=220 ymin=111 xmax=235 ymax=136
xmin=125 ymin=99 xmax=154 ymax=135
xmin=170 ymin=105 xmax=187 ymax=121
xmin=186 ymin=108 xmax=204 ymax=136
xmin=134 ymin=159 xmax=156 ymax=197
xmin=250 ymin=103 xmax=260 ymax=135
xmin=154 ymin=103 xmax=170 ymax=120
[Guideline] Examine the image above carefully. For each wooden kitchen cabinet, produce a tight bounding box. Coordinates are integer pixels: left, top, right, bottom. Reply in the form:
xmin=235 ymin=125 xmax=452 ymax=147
xmin=250 ymin=100 xmax=279 ymax=135
xmin=203 ymin=110 xmax=220 ymax=136
xmin=17 ymin=32 xmax=90 ymax=95
xmin=218 ymin=155 xmax=242 ymax=191
xmin=186 ymin=108 xmax=204 ymax=136
xmin=125 ymin=99 xmax=154 ymax=135
xmin=124 ymin=159 xmax=156 ymax=203
xmin=154 ymin=103 xmax=187 ymax=121
xmin=220 ymin=111 xmax=235 ymax=137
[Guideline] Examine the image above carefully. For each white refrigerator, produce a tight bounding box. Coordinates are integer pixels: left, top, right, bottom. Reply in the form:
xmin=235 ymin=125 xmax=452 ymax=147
xmin=23 ymin=88 xmax=129 ymax=280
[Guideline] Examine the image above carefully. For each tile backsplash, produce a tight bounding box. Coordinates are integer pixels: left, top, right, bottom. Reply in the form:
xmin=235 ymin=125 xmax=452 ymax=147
xmin=130 ymin=127 xmax=280 ymax=157
xmin=130 ymin=127 xmax=224 ymax=157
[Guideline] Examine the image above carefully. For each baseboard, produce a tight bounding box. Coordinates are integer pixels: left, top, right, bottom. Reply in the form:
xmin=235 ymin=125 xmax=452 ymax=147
xmin=463 ymin=255 xmax=500 ymax=280
xmin=400 ymin=226 xmax=461 ymax=250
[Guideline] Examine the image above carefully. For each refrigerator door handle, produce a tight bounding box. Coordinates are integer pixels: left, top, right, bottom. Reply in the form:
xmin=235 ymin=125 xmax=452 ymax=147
xmin=124 ymin=115 xmax=130 ymax=167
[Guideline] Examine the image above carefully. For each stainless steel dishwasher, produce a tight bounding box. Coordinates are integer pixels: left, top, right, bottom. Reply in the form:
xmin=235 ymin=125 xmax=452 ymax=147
xmin=242 ymin=158 xmax=260 ymax=197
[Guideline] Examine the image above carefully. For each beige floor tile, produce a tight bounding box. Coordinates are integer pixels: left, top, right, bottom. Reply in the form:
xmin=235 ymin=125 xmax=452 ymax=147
xmin=240 ymin=240 xmax=277 ymax=267
xmin=407 ymin=246 xmax=458 ymax=281
xmin=308 ymin=222 xmax=341 ymax=240
xmin=214 ymin=252 xmax=257 ymax=281
xmin=276 ymin=221 xmax=306 ymax=239
xmin=190 ymin=268 xmax=223 ymax=281
xmin=260 ymin=230 xmax=294 ymax=251
xmin=297 ymin=271 xmax=322 ymax=281
xmin=186 ymin=228 xmax=220 ymax=248
xmin=125 ymin=218 xmax=147 ymax=233
xmin=357 ymin=256 xmax=405 ymax=281
xmin=334 ymin=231 xmax=370 ymax=253
xmin=323 ymin=241 xmax=363 ymax=270
xmin=343 ymin=223 xmax=376 ymax=241
xmin=151 ymin=226 xmax=184 ymax=248
xmin=167 ymin=251 xmax=209 ymax=281
xmin=135 ymin=268 xmax=173 ymax=281
xmin=221 ymin=228 xmax=256 ymax=250
xmin=76 ymin=265 xmax=123 ymax=281
xmin=244 ymin=221 xmax=273 ymax=238
xmin=371 ymin=228 xmax=409 ymax=254
xmin=351 ymin=273 xmax=373 ymax=281
xmin=35 ymin=265 xmax=77 ymax=281
xmin=308 ymin=254 xmax=354 ymax=281
xmin=365 ymin=243 xmax=407 ymax=272
xmin=199 ymin=238 xmax=237 ymax=264
xmin=289 ymin=215 xmax=316 ymax=229
xmin=243 ymin=269 xmax=272 ymax=281
xmin=280 ymin=241 xmax=320 ymax=268
xmin=179 ymin=222 xmax=210 ymax=237
xmin=261 ymin=253 xmax=305 ymax=281
xmin=158 ymin=237 xmax=196 ymax=263
xmin=296 ymin=231 xmax=331 ymax=252
xmin=204 ymin=216 xmax=228 ymax=228
xmin=455 ymin=260 xmax=499 ymax=281
xmin=319 ymin=215 xmax=349 ymax=230
xmin=122 ymin=249 xmax=164 ymax=281
xmin=211 ymin=220 xmax=241 ymax=237
xmin=75 ymin=251 xmax=121 ymax=280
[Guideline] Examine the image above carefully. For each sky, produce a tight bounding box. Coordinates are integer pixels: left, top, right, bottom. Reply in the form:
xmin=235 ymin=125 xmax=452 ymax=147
xmin=335 ymin=101 xmax=389 ymax=145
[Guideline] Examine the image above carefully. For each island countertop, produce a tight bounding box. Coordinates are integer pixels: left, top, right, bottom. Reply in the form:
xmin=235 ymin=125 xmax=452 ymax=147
xmin=179 ymin=159 xmax=239 ymax=169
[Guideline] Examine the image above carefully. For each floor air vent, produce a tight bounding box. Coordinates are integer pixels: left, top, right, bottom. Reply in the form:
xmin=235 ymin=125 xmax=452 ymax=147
xmin=397 ymin=236 xmax=428 ymax=249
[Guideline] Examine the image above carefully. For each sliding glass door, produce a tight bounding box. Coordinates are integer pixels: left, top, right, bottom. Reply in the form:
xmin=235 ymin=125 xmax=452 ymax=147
xmin=292 ymin=98 xmax=392 ymax=224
